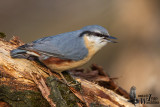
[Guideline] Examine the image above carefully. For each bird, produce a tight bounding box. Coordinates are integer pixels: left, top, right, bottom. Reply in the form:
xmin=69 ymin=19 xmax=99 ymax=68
xmin=10 ymin=25 xmax=117 ymax=85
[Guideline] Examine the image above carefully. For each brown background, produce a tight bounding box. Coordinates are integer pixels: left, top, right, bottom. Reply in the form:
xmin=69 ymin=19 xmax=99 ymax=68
xmin=0 ymin=1 xmax=160 ymax=106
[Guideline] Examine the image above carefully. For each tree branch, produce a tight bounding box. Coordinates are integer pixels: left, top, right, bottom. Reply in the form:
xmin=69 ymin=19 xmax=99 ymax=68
xmin=0 ymin=37 xmax=143 ymax=107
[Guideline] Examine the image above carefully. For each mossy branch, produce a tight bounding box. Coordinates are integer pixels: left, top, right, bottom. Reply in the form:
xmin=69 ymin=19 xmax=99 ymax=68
xmin=0 ymin=37 xmax=143 ymax=107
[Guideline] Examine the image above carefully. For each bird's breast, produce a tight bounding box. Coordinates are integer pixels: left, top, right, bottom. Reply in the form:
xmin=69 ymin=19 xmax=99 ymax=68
xmin=41 ymin=54 xmax=93 ymax=72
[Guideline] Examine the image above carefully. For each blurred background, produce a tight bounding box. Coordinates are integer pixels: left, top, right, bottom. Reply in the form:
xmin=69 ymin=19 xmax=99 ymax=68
xmin=0 ymin=0 xmax=160 ymax=106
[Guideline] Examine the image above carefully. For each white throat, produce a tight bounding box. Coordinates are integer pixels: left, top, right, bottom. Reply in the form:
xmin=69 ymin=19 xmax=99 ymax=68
xmin=86 ymin=35 xmax=107 ymax=52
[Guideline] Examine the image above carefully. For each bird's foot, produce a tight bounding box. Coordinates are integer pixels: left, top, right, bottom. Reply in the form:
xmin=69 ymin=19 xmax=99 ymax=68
xmin=67 ymin=80 xmax=81 ymax=88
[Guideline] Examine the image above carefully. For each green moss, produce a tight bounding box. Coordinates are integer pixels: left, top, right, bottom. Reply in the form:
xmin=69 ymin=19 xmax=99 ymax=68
xmin=46 ymin=71 xmax=82 ymax=107
xmin=0 ymin=85 xmax=50 ymax=107
xmin=0 ymin=72 xmax=84 ymax=107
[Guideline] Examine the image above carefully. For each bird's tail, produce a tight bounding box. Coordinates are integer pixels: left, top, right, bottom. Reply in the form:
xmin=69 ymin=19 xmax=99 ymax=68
xmin=10 ymin=48 xmax=29 ymax=59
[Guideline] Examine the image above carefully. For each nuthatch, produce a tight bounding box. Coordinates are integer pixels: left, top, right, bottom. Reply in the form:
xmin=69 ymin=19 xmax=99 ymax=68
xmin=10 ymin=25 xmax=117 ymax=84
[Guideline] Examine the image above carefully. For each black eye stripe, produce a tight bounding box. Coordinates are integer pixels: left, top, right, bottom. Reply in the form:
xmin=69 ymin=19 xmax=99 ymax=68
xmin=79 ymin=31 xmax=109 ymax=38
xmin=79 ymin=31 xmax=91 ymax=37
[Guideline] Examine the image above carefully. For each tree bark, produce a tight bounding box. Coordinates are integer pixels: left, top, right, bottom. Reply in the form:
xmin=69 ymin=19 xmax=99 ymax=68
xmin=0 ymin=37 xmax=144 ymax=107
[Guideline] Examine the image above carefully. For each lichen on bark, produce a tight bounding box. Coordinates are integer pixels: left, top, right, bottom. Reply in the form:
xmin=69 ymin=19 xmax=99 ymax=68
xmin=0 ymin=85 xmax=50 ymax=107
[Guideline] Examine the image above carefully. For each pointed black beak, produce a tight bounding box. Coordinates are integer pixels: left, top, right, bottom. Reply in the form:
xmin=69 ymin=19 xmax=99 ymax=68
xmin=106 ymin=35 xmax=117 ymax=43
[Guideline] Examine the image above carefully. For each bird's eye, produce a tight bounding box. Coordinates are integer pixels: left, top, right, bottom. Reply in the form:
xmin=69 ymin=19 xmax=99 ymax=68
xmin=79 ymin=31 xmax=108 ymax=39
xmin=94 ymin=33 xmax=109 ymax=38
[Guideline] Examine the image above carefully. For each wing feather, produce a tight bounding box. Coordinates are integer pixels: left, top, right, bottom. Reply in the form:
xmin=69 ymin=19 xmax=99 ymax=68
xmin=20 ymin=31 xmax=88 ymax=61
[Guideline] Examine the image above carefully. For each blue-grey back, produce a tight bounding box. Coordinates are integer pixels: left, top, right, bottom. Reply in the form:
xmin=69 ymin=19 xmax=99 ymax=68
xmin=27 ymin=30 xmax=88 ymax=61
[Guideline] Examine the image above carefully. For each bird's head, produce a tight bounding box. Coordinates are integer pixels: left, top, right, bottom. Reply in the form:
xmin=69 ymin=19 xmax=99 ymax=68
xmin=80 ymin=25 xmax=117 ymax=51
